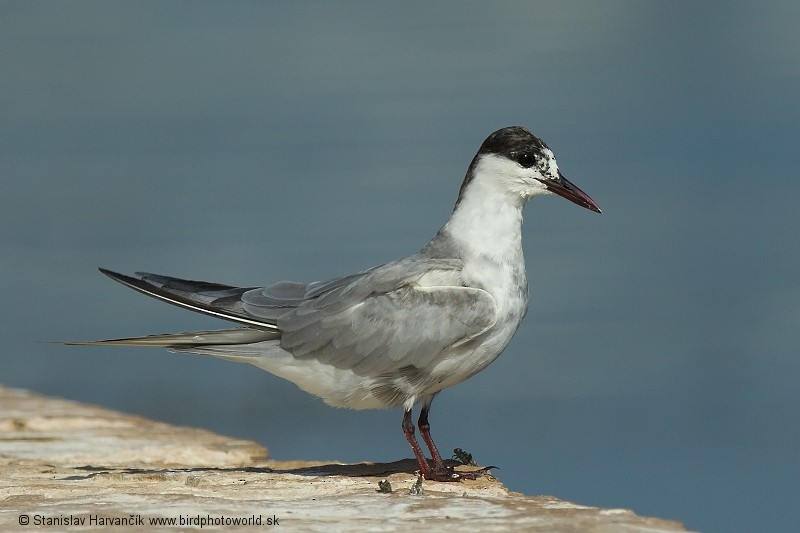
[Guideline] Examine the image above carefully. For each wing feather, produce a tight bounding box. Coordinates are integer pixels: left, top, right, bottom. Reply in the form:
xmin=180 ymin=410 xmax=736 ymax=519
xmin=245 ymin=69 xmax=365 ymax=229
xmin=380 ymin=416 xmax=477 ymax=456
xmin=98 ymin=254 xmax=493 ymax=376
xmin=280 ymin=284 xmax=497 ymax=375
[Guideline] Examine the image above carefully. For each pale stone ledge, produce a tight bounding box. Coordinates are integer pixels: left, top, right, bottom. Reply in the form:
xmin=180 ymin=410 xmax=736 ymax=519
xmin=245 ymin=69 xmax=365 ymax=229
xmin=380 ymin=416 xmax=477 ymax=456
xmin=0 ymin=386 xmax=688 ymax=532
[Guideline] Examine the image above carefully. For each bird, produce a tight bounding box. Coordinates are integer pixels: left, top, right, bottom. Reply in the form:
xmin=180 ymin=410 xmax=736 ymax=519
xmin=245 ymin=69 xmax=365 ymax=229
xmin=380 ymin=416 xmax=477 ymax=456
xmin=68 ymin=126 xmax=601 ymax=481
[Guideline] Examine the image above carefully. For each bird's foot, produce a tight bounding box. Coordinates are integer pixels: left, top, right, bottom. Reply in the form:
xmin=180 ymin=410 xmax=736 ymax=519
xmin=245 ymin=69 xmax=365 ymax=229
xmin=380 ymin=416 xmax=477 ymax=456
xmin=422 ymin=461 xmax=497 ymax=482
xmin=422 ymin=463 xmax=462 ymax=482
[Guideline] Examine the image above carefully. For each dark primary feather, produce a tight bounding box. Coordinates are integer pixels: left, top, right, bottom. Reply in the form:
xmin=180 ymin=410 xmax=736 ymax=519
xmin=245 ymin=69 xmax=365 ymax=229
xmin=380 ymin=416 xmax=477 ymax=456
xmin=98 ymin=268 xmax=270 ymax=329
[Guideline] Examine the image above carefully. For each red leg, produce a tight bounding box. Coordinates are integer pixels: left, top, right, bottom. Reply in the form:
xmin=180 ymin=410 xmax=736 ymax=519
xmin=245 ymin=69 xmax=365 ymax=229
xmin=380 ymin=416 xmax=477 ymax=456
xmin=402 ymin=408 xmax=433 ymax=479
xmin=418 ymin=405 xmax=446 ymax=470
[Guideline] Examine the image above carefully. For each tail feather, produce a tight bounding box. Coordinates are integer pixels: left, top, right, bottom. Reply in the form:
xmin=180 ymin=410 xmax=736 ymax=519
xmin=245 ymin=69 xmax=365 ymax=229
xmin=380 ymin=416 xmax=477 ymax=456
xmin=64 ymin=327 xmax=280 ymax=348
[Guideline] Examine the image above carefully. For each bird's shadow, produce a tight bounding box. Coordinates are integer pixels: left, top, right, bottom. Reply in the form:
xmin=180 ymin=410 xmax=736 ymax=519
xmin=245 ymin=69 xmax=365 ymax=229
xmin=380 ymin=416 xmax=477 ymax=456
xmin=63 ymin=458 xmax=463 ymax=481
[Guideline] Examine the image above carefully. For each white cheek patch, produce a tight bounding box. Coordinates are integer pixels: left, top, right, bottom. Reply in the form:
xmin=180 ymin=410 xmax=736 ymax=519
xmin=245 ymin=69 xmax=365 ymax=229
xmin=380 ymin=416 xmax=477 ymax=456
xmin=470 ymin=152 xmax=554 ymax=200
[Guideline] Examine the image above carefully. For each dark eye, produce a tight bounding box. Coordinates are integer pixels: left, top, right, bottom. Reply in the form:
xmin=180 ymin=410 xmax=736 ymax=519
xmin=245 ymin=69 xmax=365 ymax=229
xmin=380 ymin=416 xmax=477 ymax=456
xmin=516 ymin=152 xmax=536 ymax=168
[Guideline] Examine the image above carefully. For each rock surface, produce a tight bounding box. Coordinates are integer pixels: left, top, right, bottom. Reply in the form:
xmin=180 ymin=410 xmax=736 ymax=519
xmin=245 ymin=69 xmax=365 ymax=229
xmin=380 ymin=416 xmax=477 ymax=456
xmin=0 ymin=386 xmax=688 ymax=531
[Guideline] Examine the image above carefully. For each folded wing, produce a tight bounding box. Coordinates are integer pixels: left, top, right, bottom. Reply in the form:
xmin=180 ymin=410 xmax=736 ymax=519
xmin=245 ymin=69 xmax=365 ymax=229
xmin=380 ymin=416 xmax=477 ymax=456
xmin=96 ymin=256 xmax=498 ymax=376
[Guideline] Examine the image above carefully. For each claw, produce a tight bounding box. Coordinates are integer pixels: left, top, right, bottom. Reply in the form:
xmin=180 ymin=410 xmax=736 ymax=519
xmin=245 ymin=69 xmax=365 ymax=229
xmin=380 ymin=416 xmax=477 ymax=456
xmin=456 ymin=465 xmax=498 ymax=480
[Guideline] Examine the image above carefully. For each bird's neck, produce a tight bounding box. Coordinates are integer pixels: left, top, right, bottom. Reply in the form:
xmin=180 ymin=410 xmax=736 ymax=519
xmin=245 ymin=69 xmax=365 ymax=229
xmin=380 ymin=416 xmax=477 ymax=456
xmin=439 ymin=179 xmax=525 ymax=265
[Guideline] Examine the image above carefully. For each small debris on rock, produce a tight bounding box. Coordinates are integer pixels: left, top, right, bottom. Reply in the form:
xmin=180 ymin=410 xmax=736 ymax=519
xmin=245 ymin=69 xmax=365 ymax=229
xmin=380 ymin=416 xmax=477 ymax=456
xmin=452 ymin=448 xmax=477 ymax=466
xmin=409 ymin=473 xmax=424 ymax=496
xmin=377 ymin=479 xmax=393 ymax=493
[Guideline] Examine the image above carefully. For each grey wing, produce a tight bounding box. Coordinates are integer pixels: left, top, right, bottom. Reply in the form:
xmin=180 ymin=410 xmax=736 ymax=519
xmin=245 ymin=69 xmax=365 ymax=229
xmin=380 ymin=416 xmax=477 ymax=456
xmin=98 ymin=255 xmax=495 ymax=375
xmin=238 ymin=255 xmax=498 ymax=374
xmin=274 ymin=284 xmax=498 ymax=375
xmin=98 ymin=258 xmax=457 ymax=330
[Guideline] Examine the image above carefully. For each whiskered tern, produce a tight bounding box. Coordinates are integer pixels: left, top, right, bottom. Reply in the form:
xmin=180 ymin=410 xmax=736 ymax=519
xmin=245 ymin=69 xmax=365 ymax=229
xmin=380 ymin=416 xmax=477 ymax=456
xmin=69 ymin=126 xmax=601 ymax=481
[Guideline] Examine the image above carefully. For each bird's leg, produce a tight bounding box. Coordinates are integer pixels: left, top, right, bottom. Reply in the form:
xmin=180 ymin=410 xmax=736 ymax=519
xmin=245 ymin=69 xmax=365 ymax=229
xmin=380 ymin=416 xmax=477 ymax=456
xmin=403 ymin=408 xmax=476 ymax=481
xmin=402 ymin=408 xmax=433 ymax=480
xmin=417 ymin=405 xmax=447 ymax=473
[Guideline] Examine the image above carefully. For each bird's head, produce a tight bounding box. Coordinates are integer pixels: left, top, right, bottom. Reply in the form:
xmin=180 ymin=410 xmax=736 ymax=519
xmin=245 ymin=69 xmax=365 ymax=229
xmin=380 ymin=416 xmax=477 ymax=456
xmin=458 ymin=126 xmax=601 ymax=213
